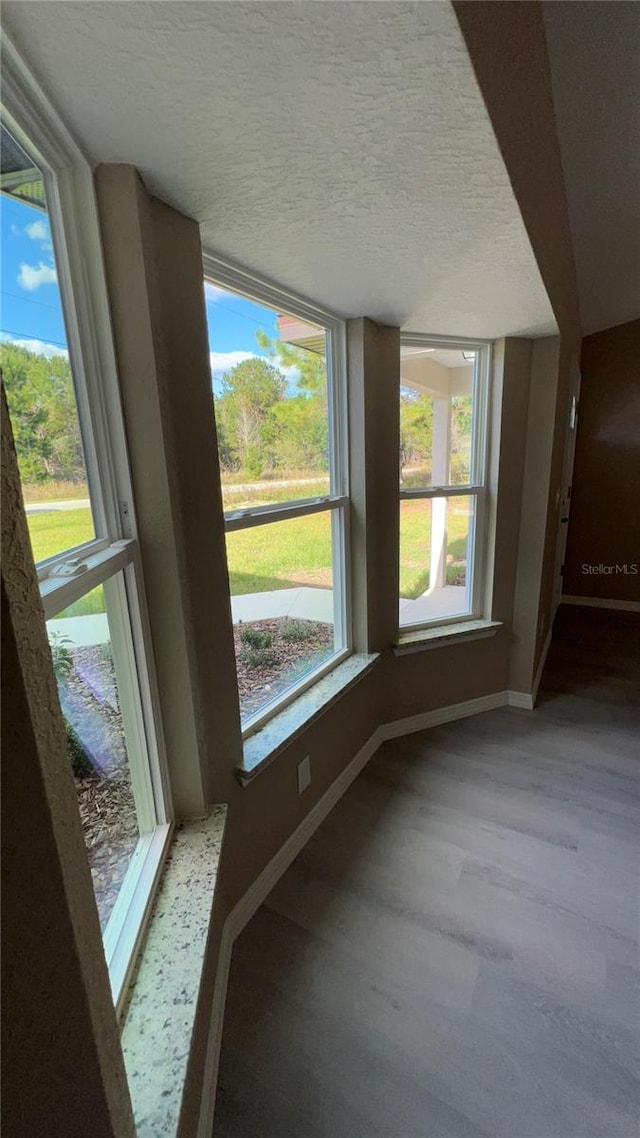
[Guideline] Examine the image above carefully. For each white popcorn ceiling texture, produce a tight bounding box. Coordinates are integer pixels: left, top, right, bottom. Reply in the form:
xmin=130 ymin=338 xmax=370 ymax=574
xmin=5 ymin=1 xmax=558 ymax=339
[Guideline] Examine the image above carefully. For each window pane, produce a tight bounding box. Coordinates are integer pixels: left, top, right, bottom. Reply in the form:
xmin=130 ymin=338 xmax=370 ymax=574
xmin=226 ymin=510 xmax=337 ymax=724
xmin=46 ymin=579 xmax=143 ymax=932
xmin=204 ymin=282 xmax=331 ymax=509
xmin=1 ymin=125 xmax=95 ymax=562
xmin=399 ymin=495 xmax=474 ymax=626
xmin=400 ymin=346 xmax=475 ymax=488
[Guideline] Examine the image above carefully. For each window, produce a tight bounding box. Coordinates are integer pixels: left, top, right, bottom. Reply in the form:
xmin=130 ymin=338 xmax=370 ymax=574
xmin=203 ymin=257 xmax=350 ymax=734
xmin=399 ymin=337 xmax=490 ymax=630
xmin=1 ymin=108 xmax=170 ymax=1008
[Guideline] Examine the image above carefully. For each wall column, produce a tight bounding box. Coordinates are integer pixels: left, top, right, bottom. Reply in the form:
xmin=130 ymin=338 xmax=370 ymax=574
xmin=347 ymin=318 xmax=400 ymax=653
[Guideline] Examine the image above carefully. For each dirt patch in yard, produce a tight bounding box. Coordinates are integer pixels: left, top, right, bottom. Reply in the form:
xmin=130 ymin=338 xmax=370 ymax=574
xmin=234 ymin=616 xmax=334 ymax=721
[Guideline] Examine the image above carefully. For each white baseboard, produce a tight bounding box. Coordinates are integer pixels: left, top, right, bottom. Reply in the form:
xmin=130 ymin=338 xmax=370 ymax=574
xmin=380 ymin=691 xmax=508 ymax=741
xmin=198 ymin=684 xmax=539 ymax=1131
xmin=532 ymin=623 xmax=553 ymax=704
xmin=506 ymin=690 xmax=534 ymax=710
xmin=197 ymin=924 xmax=233 ymax=1138
xmin=561 ymin=595 xmax=640 ymax=613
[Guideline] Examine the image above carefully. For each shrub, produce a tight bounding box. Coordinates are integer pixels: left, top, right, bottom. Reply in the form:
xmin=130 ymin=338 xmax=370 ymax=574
xmin=50 ymin=632 xmax=74 ymax=680
xmin=280 ymin=619 xmax=315 ymax=643
xmin=240 ymin=646 xmax=278 ymax=669
xmin=240 ymin=626 xmax=273 ymax=650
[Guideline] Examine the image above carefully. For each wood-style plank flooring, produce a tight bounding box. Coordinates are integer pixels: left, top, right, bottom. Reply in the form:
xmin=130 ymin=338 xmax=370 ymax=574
xmin=214 ymin=607 xmax=640 ymax=1137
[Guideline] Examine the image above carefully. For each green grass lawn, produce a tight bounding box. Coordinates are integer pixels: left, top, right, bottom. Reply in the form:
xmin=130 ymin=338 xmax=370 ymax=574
xmin=26 ymin=490 xmax=469 ymax=607
xmin=226 ymin=512 xmax=333 ymax=594
xmin=400 ymin=499 xmax=469 ymax=598
xmin=27 ymin=507 xmax=95 ymax=567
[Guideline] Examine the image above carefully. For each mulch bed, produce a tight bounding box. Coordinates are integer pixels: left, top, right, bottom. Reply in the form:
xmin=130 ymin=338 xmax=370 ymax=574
xmin=233 ymin=617 xmax=334 ymax=721
xmin=75 ymin=772 xmax=138 ymax=931
xmin=63 ymin=617 xmax=333 ymax=928
xmin=60 ymin=646 xmax=139 ymax=932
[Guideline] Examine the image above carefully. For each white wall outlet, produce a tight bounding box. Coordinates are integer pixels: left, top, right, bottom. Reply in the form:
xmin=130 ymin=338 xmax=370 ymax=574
xmin=297 ymin=755 xmax=311 ymax=794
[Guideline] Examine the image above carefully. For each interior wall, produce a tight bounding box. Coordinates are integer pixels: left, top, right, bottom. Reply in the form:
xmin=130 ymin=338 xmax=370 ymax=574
xmin=95 ymin=164 xmax=242 ymax=814
xmin=453 ymin=0 xmax=581 ymax=345
xmin=454 ymin=0 xmax=584 ymax=685
xmin=564 ymin=319 xmax=640 ymax=602
xmin=509 ymin=337 xmax=561 ymax=691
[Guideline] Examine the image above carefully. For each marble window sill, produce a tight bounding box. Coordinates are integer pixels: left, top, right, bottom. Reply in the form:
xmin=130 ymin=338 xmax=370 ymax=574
xmin=238 ymin=652 xmax=379 ymax=785
xmin=121 ymin=806 xmax=227 ymax=1137
xmin=394 ymin=619 xmax=503 ymax=655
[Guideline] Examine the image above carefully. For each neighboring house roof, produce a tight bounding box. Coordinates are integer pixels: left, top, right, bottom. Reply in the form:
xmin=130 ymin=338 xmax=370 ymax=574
xmin=0 ymin=123 xmax=46 ymax=211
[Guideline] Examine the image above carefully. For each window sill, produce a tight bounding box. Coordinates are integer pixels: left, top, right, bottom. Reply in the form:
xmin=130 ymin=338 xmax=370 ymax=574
xmin=394 ymin=619 xmax=503 ymax=655
xmin=238 ymin=652 xmax=379 ymax=785
xmin=120 ymin=806 xmax=227 ymax=1137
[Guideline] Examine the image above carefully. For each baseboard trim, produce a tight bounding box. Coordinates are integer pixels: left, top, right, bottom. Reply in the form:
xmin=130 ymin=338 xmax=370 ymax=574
xmin=197 ymin=924 xmax=233 ymax=1138
xmin=198 ymin=685 xmax=534 ymax=1131
xmin=506 ymin=690 xmax=534 ymax=710
xmin=381 ymin=691 xmax=509 ymax=741
xmin=532 ymin=623 xmax=553 ymax=705
xmin=561 ymin=595 xmax=640 ymax=613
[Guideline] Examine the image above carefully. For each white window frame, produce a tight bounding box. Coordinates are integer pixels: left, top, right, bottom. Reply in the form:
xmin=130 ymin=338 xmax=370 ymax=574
xmin=399 ymin=333 xmax=492 ymax=633
xmin=202 ymin=252 xmax=352 ymax=737
xmin=1 ymin=32 xmax=172 ymax=1015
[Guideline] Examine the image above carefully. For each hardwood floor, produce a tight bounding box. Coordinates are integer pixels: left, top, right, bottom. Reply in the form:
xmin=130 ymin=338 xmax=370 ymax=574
xmin=214 ymin=606 xmax=640 ymax=1137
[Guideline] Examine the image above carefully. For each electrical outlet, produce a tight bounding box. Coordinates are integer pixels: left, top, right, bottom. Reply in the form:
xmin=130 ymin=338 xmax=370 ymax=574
xmin=297 ymin=755 xmax=311 ymax=794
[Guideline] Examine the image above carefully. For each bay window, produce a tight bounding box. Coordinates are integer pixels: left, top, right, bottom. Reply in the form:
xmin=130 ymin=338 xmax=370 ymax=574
xmin=399 ymin=336 xmax=490 ymax=630
xmin=1 ymin=105 xmax=170 ymax=1011
xmin=203 ymin=256 xmax=350 ymax=734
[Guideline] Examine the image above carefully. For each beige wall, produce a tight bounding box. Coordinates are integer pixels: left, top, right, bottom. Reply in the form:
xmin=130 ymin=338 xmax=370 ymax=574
xmin=564 ymin=319 xmax=640 ymax=601
xmin=454 ymin=0 xmax=581 ymax=346
xmin=455 ymin=0 xmax=583 ymax=685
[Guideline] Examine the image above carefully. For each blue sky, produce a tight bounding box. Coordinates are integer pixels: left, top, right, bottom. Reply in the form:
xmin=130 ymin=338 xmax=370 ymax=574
xmin=1 ymin=192 xmax=279 ymax=390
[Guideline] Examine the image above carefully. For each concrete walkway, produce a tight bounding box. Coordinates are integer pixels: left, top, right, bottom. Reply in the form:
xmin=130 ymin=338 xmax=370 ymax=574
xmin=49 ymin=584 xmax=468 ymax=651
xmin=400 ymin=584 xmax=468 ymax=624
xmin=231 ymin=587 xmax=333 ymax=624
xmin=25 ymin=497 xmax=91 ymax=514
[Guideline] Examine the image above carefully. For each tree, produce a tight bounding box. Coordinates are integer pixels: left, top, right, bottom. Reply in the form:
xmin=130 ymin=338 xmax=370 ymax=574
xmin=0 ymin=342 xmax=85 ymax=485
xmin=256 ymin=330 xmax=328 ymax=472
xmin=400 ymin=389 xmax=433 ymax=482
xmin=215 ymin=356 xmax=286 ymax=475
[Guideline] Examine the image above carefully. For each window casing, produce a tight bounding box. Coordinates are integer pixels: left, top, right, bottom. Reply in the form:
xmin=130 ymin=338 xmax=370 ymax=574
xmin=1 ymin=49 xmax=171 ymax=1014
xmin=203 ymin=253 xmax=351 ymax=735
xmin=399 ymin=335 xmax=491 ymax=632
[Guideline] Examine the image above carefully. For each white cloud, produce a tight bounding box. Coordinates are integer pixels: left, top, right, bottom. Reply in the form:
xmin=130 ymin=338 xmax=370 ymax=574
xmin=210 ymin=350 xmax=262 ymax=379
xmin=17 ymin=261 xmax=58 ymax=292
xmin=0 ymin=332 xmax=68 ymax=360
xmin=204 ymin=282 xmax=228 ymax=304
xmin=26 ymin=220 xmax=50 ymax=243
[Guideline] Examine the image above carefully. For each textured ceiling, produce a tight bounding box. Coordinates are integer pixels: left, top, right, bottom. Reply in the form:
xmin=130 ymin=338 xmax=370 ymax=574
xmin=3 ymin=1 xmax=556 ymax=339
xmin=543 ymin=1 xmax=640 ymax=335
